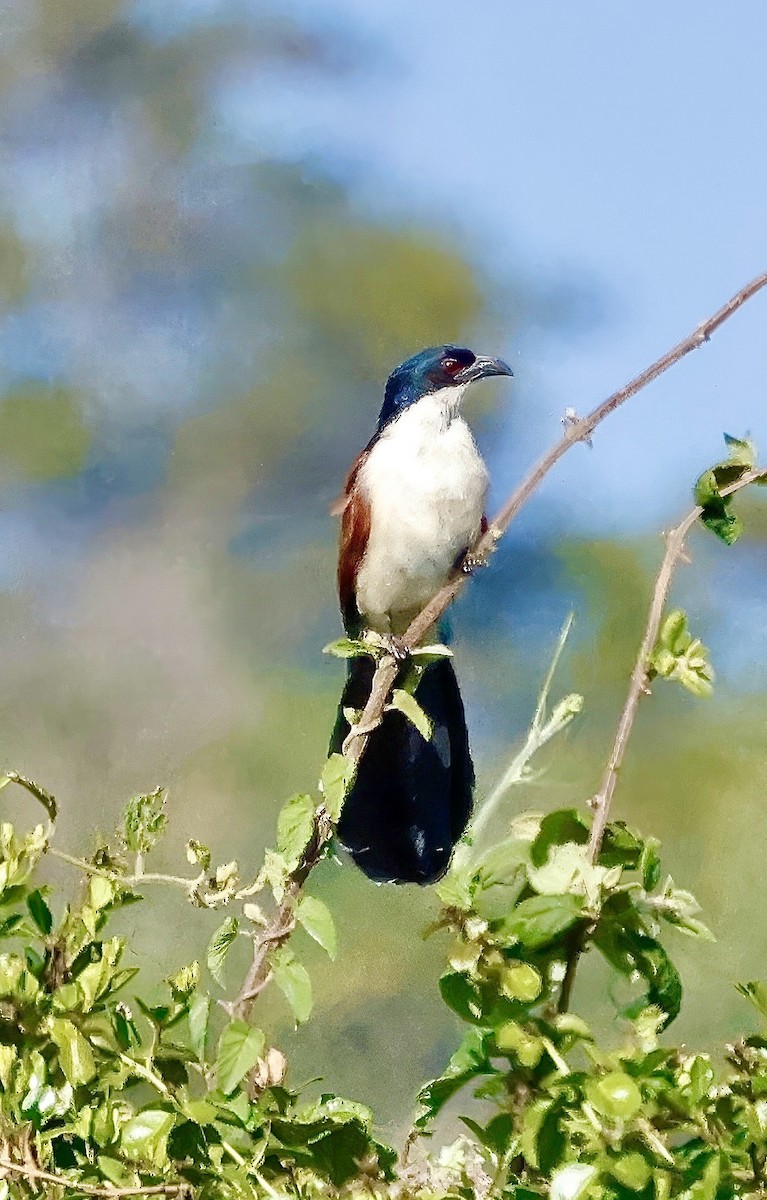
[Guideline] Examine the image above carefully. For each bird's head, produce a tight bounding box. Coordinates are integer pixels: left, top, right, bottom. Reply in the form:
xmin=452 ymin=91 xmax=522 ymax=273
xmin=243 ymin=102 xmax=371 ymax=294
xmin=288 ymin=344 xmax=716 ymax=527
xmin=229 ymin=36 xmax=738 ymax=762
xmin=378 ymin=345 xmax=513 ymax=430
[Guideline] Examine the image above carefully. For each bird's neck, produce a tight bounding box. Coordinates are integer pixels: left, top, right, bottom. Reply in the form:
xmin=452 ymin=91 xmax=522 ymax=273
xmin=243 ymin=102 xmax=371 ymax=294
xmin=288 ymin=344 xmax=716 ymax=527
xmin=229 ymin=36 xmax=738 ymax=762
xmin=378 ymin=386 xmax=467 ymax=441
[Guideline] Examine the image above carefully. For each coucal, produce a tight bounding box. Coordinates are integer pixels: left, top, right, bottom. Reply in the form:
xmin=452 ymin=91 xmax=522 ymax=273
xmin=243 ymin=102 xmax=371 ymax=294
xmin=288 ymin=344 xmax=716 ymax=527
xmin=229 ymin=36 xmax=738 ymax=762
xmin=330 ymin=345 xmax=513 ymax=884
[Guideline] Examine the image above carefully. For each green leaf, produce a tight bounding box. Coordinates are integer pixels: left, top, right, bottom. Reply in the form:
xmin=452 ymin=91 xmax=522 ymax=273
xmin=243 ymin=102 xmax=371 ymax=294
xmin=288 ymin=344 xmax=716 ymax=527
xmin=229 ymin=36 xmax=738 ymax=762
xmin=296 ymin=894 xmax=337 ymax=959
xmin=168 ymin=960 xmax=200 ymax=998
xmin=649 ymin=610 xmax=714 ymax=697
xmin=498 ymin=962 xmax=542 ymax=1003
xmin=439 ymin=971 xmax=486 ymax=1024
xmin=527 ymin=841 xmax=619 ymax=905
xmin=474 ymin=836 xmax=532 ymax=893
xmin=50 ymin=1017 xmax=96 ymax=1086
xmin=96 ymin=1157 xmax=141 ymax=1189
xmin=388 ymin=688 xmax=432 ymax=740
xmin=320 ymin=754 xmax=353 ymax=823
xmin=120 ymin=1107 xmax=175 ymax=1169
xmin=122 ymin=787 xmax=167 ymax=854
xmin=694 ymin=434 xmax=758 ymax=545
xmin=723 ymin=431 xmax=757 ymax=467
xmin=322 ymin=637 xmax=373 ymax=659
xmin=88 ymin=874 xmax=116 ymax=911
xmin=688 ymin=1153 xmax=721 ymax=1200
xmin=272 ymin=947 xmax=313 ymax=1023
xmin=26 ymin=889 xmax=52 ymax=935
xmin=496 ymin=894 xmax=585 ymax=950
xmin=736 ymin=980 xmax=767 ymax=1018
xmin=416 ymin=1028 xmax=494 ymax=1126
xmin=216 ymin=1019 xmax=265 ymax=1094
xmin=206 ymin=916 xmax=239 ymax=987
xmin=520 ymin=1097 xmax=564 ymax=1173
xmin=0 ymin=914 xmax=23 ymax=940
xmin=276 ymin=793 xmax=316 ymax=869
xmin=188 ymin=993 xmax=211 ymax=1059
xmin=549 ymin=1164 xmax=597 ymax=1200
xmin=186 ymin=839 xmax=211 ymax=870
xmin=655 ymin=883 xmax=715 ymax=940
xmin=531 ymin=809 xmax=589 ymax=867
xmin=639 ymin=836 xmax=662 ymax=890
xmin=409 ymin=643 xmax=453 ymax=663
xmin=609 ymin=1152 xmax=652 ymax=1191
xmin=636 ymin=936 xmax=683 ymax=1027
xmin=586 ymin=1071 xmax=643 ymax=1120
xmin=600 ymin=822 xmax=645 ymax=870
xmin=495 ymin=1021 xmax=544 ymax=1067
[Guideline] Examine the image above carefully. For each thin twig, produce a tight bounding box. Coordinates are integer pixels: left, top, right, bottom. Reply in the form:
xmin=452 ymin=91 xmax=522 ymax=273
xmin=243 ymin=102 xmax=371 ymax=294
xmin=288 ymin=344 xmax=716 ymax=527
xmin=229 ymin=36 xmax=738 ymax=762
xmin=470 ymin=614 xmax=579 ymax=844
xmin=49 ymin=848 xmax=200 ymax=893
xmin=0 ymin=1155 xmax=183 ymax=1196
xmin=586 ymin=467 xmax=764 ymax=862
xmin=235 ymin=271 xmax=767 ymax=1020
xmin=0 ymin=770 xmax=57 ymax=822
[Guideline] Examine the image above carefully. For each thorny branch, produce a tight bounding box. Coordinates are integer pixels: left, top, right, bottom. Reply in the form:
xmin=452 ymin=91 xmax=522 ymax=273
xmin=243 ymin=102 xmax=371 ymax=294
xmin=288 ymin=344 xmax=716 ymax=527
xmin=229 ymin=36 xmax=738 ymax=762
xmin=556 ymin=466 xmax=766 ymax=1014
xmin=232 ymin=270 xmax=767 ymax=1022
xmin=586 ymin=466 xmax=766 ymax=862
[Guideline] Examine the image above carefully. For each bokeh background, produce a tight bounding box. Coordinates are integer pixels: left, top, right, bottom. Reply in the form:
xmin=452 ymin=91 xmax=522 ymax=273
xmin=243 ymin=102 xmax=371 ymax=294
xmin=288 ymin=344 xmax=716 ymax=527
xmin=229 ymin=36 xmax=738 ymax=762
xmin=2 ymin=0 xmax=767 ymax=1135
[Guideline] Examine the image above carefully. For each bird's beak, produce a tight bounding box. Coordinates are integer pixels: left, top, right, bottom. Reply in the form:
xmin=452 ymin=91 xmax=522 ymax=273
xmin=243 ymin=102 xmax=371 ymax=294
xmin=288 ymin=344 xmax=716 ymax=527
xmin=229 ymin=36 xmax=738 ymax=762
xmin=457 ymin=355 xmax=514 ymax=384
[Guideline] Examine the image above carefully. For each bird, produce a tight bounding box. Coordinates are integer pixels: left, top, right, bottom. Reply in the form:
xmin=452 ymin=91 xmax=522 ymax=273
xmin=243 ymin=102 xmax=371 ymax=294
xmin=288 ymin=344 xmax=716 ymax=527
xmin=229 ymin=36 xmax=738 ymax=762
xmin=329 ymin=345 xmax=513 ymax=884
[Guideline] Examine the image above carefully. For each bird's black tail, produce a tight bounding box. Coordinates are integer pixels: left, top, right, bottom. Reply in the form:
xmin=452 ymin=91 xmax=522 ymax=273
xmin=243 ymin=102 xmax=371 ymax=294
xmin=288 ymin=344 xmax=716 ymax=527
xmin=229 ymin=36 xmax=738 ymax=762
xmin=331 ymin=656 xmax=474 ymax=884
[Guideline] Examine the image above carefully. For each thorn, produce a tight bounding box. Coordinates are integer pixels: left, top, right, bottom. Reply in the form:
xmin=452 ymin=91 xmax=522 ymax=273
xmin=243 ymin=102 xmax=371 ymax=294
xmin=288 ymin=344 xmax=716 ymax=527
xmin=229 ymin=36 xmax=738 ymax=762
xmin=562 ymin=407 xmax=593 ymax=447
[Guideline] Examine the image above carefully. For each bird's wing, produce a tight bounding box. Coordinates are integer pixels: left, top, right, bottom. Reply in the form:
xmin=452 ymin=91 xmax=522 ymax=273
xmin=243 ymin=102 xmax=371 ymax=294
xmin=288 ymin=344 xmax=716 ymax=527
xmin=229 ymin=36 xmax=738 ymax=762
xmin=334 ymin=446 xmax=372 ymax=633
xmin=329 ymin=443 xmax=369 ymax=516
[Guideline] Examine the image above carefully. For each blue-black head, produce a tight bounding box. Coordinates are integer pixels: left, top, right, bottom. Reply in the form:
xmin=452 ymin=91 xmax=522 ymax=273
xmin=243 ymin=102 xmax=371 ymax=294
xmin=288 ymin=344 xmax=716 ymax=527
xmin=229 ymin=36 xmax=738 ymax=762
xmin=377 ymin=345 xmax=513 ymax=431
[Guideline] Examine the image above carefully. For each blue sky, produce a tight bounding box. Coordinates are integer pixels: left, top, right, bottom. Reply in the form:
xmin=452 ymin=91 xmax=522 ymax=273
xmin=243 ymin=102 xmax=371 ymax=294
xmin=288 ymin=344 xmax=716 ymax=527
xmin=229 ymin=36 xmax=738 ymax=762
xmin=223 ymin=0 xmax=767 ymax=533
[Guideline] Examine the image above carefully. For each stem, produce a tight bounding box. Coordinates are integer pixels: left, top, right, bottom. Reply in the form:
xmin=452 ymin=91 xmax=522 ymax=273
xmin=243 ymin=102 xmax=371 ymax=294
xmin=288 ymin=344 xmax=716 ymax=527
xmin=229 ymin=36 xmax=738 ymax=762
xmin=0 ymin=1155 xmax=181 ymax=1196
xmin=0 ymin=770 xmax=57 ymax=822
xmin=49 ymin=848 xmax=199 ymax=892
xmin=587 ymin=467 xmax=764 ymax=863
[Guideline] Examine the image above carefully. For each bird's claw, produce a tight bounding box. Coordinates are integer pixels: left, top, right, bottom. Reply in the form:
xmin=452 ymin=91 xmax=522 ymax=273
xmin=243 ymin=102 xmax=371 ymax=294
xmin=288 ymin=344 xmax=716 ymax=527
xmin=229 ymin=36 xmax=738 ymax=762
xmin=385 ymin=634 xmax=409 ymax=662
xmin=342 ymin=715 xmax=383 ymax=754
xmin=362 ymin=630 xmax=409 ymax=662
xmin=461 ymin=549 xmax=489 ymax=574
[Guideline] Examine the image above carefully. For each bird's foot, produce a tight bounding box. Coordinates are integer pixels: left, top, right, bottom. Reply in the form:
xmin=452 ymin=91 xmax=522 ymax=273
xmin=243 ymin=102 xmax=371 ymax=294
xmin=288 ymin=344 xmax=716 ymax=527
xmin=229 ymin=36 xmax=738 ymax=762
xmin=459 ymin=526 xmax=501 ymax=575
xmin=461 ymin=548 xmax=490 ymax=574
xmin=385 ymin=634 xmax=409 ymax=662
xmin=362 ymin=629 xmax=409 ymax=662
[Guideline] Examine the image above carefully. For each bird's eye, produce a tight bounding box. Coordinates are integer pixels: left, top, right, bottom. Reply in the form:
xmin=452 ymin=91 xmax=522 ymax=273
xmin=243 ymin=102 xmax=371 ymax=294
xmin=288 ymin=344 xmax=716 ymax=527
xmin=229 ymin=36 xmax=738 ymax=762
xmin=442 ymin=357 xmax=462 ymax=375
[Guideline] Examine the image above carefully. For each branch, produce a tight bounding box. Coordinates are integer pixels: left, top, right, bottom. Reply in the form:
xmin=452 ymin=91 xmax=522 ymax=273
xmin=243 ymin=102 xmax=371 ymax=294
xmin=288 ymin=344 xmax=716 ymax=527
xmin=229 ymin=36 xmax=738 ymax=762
xmin=404 ymin=271 xmax=767 ymax=646
xmin=586 ymin=466 xmax=765 ymax=862
xmin=234 ymin=270 xmax=767 ymax=1021
xmin=0 ymin=1155 xmax=182 ymax=1196
xmin=0 ymin=770 xmax=57 ymax=822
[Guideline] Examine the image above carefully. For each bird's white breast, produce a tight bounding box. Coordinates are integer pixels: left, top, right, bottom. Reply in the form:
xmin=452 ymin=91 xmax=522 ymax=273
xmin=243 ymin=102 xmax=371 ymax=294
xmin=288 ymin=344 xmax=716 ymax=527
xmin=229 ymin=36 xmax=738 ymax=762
xmin=355 ymin=389 xmax=488 ymax=633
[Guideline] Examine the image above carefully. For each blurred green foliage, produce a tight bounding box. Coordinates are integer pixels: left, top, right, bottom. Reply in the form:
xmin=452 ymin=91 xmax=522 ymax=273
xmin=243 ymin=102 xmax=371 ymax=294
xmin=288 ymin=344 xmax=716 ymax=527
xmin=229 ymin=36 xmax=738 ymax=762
xmin=0 ymin=384 xmax=91 ymax=481
xmin=0 ymin=224 xmax=28 ymax=312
